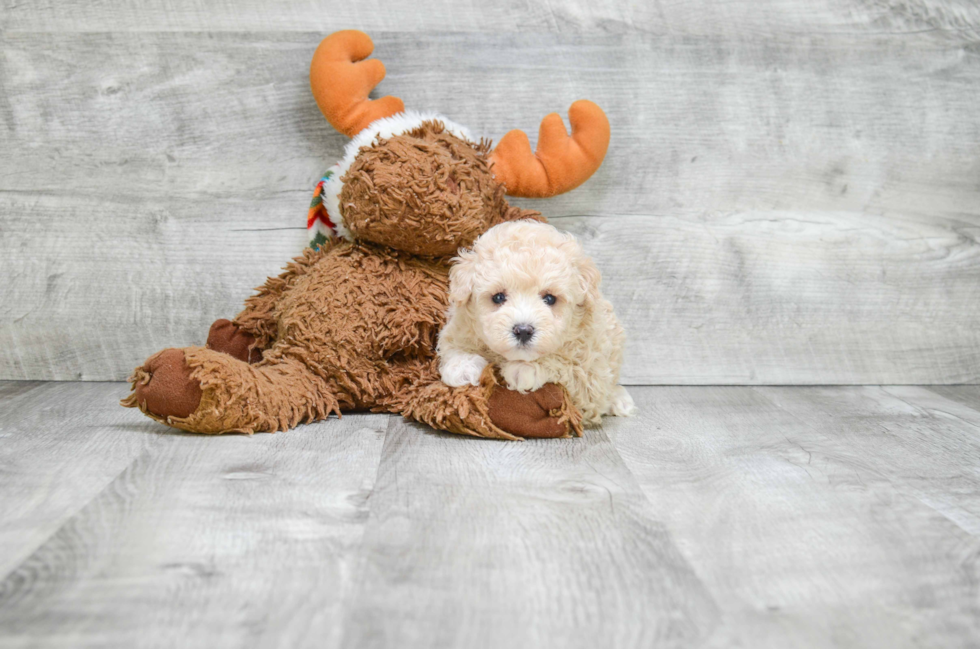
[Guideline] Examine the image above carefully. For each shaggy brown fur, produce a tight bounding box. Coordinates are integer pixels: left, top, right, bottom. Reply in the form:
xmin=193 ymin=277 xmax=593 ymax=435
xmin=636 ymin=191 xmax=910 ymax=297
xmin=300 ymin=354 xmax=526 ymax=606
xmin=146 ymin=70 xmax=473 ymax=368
xmin=342 ymin=127 xmax=507 ymax=257
xmin=122 ymin=121 xmax=581 ymax=439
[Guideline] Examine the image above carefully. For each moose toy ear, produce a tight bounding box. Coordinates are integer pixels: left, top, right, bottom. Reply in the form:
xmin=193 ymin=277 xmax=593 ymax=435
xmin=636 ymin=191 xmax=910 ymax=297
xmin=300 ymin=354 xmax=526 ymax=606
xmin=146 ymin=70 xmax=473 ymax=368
xmin=448 ymin=249 xmax=478 ymax=307
xmin=310 ymin=30 xmax=405 ymax=137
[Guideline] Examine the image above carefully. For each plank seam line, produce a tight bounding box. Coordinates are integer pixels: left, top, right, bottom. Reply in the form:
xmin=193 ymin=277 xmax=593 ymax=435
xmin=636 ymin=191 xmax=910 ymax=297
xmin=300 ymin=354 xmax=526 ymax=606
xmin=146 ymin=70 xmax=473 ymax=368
xmin=751 ymin=385 xmax=980 ymax=540
xmin=0 ymin=443 xmax=156 ymax=588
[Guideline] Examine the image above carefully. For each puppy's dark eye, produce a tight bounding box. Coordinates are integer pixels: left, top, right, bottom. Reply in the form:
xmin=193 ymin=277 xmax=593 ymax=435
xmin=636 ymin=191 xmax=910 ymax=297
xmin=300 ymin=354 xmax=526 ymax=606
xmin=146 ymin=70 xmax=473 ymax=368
xmin=492 ymin=292 xmax=507 ymax=305
xmin=542 ymin=293 xmax=557 ymax=306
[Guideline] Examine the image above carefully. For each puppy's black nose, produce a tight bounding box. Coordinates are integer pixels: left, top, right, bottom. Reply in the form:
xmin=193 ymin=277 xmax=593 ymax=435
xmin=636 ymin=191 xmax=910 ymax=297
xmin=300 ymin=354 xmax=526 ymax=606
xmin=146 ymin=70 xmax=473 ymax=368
xmin=512 ymin=323 xmax=535 ymax=345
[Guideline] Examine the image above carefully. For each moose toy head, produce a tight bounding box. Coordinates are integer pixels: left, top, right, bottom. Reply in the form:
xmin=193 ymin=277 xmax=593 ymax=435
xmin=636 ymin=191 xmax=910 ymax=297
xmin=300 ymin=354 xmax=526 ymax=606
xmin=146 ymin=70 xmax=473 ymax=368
xmin=307 ymin=30 xmax=611 ymax=257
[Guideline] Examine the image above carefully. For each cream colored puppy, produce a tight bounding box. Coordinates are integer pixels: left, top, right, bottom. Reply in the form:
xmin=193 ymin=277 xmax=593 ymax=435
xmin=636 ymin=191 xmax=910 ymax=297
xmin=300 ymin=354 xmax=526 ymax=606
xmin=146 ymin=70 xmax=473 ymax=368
xmin=438 ymin=220 xmax=635 ymax=425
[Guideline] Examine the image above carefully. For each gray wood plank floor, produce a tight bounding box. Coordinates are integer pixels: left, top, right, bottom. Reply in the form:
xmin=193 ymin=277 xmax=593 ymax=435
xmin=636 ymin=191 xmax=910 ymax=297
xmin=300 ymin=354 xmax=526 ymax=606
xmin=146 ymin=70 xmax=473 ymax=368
xmin=2 ymin=382 xmax=979 ymax=648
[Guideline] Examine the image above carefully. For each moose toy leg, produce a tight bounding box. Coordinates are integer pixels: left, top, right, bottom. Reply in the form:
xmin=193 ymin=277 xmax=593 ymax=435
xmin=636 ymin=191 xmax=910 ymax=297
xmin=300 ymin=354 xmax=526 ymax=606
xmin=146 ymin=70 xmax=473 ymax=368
xmin=206 ymin=319 xmax=263 ymax=363
xmin=122 ymin=348 xmax=203 ymax=419
xmin=122 ymin=346 xmax=340 ymax=434
xmin=387 ymin=366 xmax=583 ymax=440
xmin=487 ymin=382 xmax=583 ymax=439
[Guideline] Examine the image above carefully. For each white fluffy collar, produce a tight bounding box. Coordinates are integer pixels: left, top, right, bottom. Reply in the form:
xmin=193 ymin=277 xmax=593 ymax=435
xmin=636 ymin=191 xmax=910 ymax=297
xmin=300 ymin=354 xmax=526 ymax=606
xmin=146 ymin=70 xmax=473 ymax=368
xmin=323 ymin=111 xmax=474 ymax=239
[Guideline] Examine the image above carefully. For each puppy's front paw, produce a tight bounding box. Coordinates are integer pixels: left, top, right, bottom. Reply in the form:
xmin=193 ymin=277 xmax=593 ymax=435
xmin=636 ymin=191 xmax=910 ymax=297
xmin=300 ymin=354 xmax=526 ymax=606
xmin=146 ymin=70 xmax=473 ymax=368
xmin=440 ymin=353 xmax=488 ymax=387
xmin=501 ymin=361 xmax=546 ymax=393
xmin=608 ymin=385 xmax=637 ymax=417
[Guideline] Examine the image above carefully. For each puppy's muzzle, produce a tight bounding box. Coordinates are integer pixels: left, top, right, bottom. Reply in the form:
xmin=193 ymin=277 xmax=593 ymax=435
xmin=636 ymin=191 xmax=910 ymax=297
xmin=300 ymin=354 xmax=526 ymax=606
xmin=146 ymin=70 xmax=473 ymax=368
xmin=512 ymin=323 xmax=535 ymax=346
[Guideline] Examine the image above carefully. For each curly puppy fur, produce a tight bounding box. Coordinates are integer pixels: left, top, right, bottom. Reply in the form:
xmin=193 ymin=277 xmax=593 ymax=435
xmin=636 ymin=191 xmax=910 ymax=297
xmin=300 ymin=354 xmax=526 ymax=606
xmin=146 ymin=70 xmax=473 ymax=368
xmin=438 ymin=220 xmax=636 ymax=425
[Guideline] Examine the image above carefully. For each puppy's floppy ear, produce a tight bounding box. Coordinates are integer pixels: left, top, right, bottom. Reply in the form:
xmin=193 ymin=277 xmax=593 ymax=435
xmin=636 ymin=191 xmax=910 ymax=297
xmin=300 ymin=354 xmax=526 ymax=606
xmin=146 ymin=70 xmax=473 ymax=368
xmin=559 ymin=234 xmax=602 ymax=305
xmin=449 ymin=248 xmax=478 ymax=306
xmin=576 ymin=253 xmax=603 ymax=305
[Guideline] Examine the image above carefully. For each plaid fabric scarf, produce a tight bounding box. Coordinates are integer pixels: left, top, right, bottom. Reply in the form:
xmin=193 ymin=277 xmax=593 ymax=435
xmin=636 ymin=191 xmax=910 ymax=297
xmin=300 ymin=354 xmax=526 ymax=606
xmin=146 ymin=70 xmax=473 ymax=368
xmin=307 ymin=169 xmax=338 ymax=249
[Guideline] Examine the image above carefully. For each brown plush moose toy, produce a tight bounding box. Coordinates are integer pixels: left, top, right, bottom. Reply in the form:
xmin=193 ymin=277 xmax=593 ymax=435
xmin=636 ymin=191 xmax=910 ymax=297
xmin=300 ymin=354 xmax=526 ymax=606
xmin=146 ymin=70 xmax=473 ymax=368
xmin=122 ymin=30 xmax=610 ymax=440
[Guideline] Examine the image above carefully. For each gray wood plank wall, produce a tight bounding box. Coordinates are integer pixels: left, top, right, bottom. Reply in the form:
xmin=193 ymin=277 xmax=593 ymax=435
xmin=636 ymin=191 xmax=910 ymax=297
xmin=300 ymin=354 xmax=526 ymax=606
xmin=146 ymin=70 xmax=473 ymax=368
xmin=2 ymin=1 xmax=979 ymax=383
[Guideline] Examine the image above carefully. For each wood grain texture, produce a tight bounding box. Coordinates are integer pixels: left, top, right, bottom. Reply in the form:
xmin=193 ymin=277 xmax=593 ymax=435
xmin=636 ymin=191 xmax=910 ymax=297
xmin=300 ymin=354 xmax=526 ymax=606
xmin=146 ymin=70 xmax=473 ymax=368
xmin=927 ymin=385 xmax=980 ymax=410
xmin=4 ymin=31 xmax=980 ymax=217
xmin=561 ymin=212 xmax=980 ymax=384
xmin=2 ymin=22 xmax=980 ymax=383
xmin=338 ymin=418 xmax=719 ymax=649
xmin=608 ymin=385 xmax=980 ymax=648
xmin=0 ymin=192 xmax=310 ymax=381
xmin=0 ymin=382 xmax=156 ymax=578
xmin=758 ymin=385 xmax=980 ymax=536
xmin=0 ymin=383 xmax=388 ymax=649
xmin=3 ymin=0 xmax=979 ymax=43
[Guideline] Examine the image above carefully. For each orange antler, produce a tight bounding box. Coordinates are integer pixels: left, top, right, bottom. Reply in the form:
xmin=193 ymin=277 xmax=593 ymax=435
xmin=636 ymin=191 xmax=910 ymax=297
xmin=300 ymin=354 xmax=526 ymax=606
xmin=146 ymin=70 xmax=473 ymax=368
xmin=310 ymin=30 xmax=405 ymax=137
xmin=489 ymin=100 xmax=610 ymax=198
